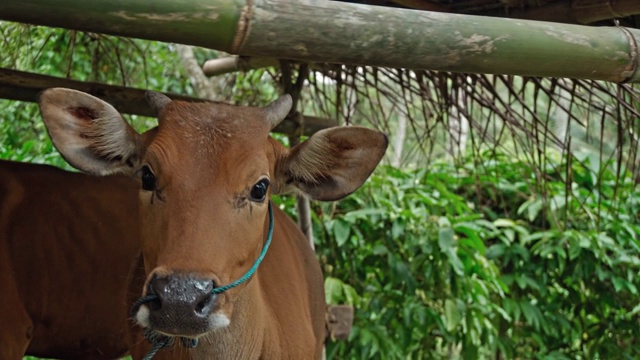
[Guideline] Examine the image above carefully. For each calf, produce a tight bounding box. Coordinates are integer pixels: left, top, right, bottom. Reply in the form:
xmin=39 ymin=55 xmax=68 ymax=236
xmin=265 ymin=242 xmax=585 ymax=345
xmin=39 ymin=88 xmax=387 ymax=359
xmin=0 ymin=159 xmax=141 ymax=359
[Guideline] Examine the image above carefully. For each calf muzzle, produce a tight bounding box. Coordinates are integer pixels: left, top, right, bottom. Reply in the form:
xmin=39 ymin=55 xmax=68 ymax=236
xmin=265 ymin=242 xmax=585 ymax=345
xmin=144 ymin=273 xmax=217 ymax=336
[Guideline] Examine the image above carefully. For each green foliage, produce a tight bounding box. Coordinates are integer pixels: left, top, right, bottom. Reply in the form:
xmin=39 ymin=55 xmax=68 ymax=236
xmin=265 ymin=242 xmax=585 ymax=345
xmin=0 ymin=22 xmax=283 ymax=166
xmin=306 ymin=155 xmax=640 ymax=359
xmin=0 ymin=99 xmax=70 ymax=167
xmin=0 ymin=22 xmax=199 ymax=164
xmin=230 ymin=68 xmax=280 ymax=105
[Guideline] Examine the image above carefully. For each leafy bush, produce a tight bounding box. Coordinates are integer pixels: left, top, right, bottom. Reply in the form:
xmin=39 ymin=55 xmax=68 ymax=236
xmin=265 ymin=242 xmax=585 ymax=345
xmin=303 ymin=155 xmax=640 ymax=359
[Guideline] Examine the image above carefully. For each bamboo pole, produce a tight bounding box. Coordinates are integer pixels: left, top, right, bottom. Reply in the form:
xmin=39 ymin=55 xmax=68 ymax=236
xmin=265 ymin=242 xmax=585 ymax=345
xmin=0 ymin=68 xmax=202 ymax=117
xmin=203 ymin=56 xmax=279 ymax=76
xmin=288 ymin=136 xmax=314 ymax=249
xmin=0 ymin=68 xmax=335 ymax=135
xmin=1 ymin=0 xmax=639 ymax=82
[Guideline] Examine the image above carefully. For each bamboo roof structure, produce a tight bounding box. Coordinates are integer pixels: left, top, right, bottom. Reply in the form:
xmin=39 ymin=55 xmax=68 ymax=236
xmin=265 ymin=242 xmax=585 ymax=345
xmin=0 ymin=0 xmax=638 ymax=180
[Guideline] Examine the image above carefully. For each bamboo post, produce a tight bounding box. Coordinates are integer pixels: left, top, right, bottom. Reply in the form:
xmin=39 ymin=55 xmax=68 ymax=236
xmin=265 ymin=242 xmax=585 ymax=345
xmin=288 ymin=135 xmax=315 ymax=249
xmin=280 ymin=61 xmax=314 ymax=247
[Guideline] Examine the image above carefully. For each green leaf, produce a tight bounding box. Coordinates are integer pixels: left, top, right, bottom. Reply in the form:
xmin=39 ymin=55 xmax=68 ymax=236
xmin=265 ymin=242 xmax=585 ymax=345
xmin=627 ymin=303 xmax=640 ymax=318
xmin=517 ymin=197 xmax=543 ymax=222
xmin=494 ymin=218 xmax=516 ymax=227
xmin=520 ymin=301 xmax=541 ymax=330
xmin=438 ymin=226 xmax=455 ymax=250
xmin=333 ymin=218 xmax=351 ymax=247
xmin=343 ymin=208 xmax=386 ymax=221
xmin=612 ymin=276 xmax=626 ymax=292
xmin=446 ymin=248 xmax=465 ymax=276
xmin=444 ymin=299 xmax=462 ymax=332
xmin=486 ymin=244 xmax=506 ymax=259
xmin=343 ymin=283 xmax=360 ymax=305
xmin=324 ymin=277 xmax=343 ymax=304
xmin=392 ymin=219 xmax=405 ymax=238
xmin=372 ymin=244 xmax=388 ymax=255
xmin=597 ymin=232 xmax=615 ymax=249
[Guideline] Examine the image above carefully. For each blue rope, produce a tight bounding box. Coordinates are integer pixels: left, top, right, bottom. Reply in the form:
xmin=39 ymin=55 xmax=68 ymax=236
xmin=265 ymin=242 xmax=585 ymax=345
xmin=140 ymin=329 xmax=199 ymax=360
xmin=134 ymin=201 xmax=275 ymax=358
xmin=211 ymin=201 xmax=274 ymax=294
xmin=141 ymin=329 xmax=173 ymax=360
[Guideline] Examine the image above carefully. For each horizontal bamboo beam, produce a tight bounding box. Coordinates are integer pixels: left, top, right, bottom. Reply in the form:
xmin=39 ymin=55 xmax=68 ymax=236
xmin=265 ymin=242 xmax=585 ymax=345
xmin=1 ymin=0 xmax=639 ymax=82
xmin=0 ymin=68 xmax=197 ymax=117
xmin=0 ymin=68 xmax=334 ymax=135
xmin=203 ymin=56 xmax=279 ymax=76
xmin=0 ymin=0 xmax=242 ymax=51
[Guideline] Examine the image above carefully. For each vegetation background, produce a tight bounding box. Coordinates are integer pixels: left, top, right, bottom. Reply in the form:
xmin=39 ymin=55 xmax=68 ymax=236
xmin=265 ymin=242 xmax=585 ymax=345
xmin=2 ymin=22 xmax=639 ymax=359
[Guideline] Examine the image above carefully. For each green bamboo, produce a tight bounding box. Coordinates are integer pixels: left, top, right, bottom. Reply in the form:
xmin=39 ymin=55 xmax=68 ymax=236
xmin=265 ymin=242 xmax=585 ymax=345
xmin=0 ymin=0 xmax=242 ymax=50
xmin=1 ymin=0 xmax=639 ymax=82
xmin=0 ymin=68 xmax=335 ymax=135
xmin=240 ymin=0 xmax=640 ymax=83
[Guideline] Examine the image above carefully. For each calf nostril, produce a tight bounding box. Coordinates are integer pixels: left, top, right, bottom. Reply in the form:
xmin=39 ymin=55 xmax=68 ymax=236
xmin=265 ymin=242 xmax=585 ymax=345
xmin=192 ymin=279 xmax=215 ymax=316
xmin=195 ymin=292 xmax=215 ymax=316
xmin=147 ymin=296 xmax=162 ymax=311
xmin=145 ymin=276 xmax=164 ymax=311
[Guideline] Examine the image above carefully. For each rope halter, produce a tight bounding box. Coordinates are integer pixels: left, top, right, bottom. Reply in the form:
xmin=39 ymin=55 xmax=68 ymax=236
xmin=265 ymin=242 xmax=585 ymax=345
xmin=131 ymin=201 xmax=275 ymax=359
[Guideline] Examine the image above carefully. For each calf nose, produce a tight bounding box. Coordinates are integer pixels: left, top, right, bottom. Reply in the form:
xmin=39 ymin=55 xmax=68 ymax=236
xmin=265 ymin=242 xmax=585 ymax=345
xmin=149 ymin=274 xmax=215 ymax=314
xmin=145 ymin=274 xmax=216 ymax=335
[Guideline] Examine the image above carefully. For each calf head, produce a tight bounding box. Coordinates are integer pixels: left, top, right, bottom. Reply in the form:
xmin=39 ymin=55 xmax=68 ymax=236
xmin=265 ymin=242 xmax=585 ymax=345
xmin=38 ymin=88 xmax=387 ymax=340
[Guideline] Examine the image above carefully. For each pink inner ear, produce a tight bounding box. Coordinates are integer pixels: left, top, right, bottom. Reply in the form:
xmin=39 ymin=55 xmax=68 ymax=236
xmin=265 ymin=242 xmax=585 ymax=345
xmin=69 ymin=106 xmax=98 ymax=122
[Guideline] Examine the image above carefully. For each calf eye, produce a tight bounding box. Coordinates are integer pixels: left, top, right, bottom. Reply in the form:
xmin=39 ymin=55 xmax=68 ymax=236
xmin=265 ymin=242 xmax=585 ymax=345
xmin=141 ymin=165 xmax=156 ymax=191
xmin=250 ymin=178 xmax=270 ymax=202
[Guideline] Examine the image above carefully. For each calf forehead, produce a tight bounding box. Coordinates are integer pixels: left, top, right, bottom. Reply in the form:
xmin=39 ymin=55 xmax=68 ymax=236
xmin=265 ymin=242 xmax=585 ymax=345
xmin=161 ymin=102 xmax=269 ymax=150
xmin=160 ymin=101 xmax=269 ymax=137
xmin=148 ymin=102 xmax=274 ymax=182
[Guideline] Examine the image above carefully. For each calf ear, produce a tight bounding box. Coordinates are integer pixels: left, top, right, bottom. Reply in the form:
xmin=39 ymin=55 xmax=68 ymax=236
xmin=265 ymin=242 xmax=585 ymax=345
xmin=278 ymin=126 xmax=388 ymax=201
xmin=38 ymin=88 xmax=141 ymax=176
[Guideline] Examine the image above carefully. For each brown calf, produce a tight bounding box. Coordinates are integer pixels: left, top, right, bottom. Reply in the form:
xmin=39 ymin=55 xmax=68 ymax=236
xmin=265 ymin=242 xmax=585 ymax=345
xmin=39 ymin=88 xmax=387 ymax=359
xmin=0 ymin=159 xmax=140 ymax=359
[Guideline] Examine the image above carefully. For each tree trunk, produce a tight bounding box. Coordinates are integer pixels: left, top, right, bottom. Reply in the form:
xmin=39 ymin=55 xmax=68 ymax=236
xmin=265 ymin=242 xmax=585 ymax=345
xmin=176 ymin=44 xmax=218 ymax=100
